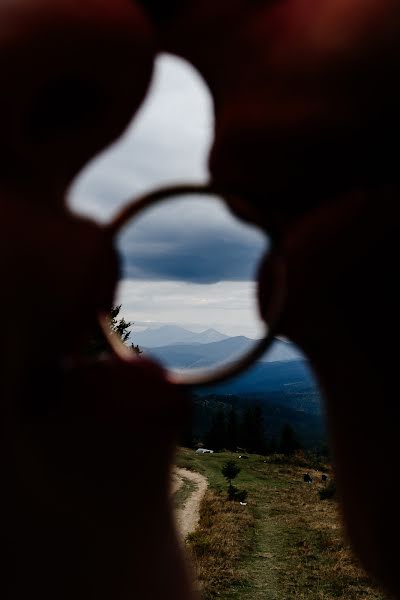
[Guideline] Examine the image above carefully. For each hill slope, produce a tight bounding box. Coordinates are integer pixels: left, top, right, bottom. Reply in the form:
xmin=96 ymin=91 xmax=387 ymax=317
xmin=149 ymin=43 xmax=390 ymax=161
xmin=132 ymin=325 xmax=228 ymax=348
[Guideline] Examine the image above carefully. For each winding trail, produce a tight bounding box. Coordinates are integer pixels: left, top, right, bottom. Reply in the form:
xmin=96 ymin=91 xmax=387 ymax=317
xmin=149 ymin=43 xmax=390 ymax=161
xmin=172 ymin=468 xmax=208 ymax=539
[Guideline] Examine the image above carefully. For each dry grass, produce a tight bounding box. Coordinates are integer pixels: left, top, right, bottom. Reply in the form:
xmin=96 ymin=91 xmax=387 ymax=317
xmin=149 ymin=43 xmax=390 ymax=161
xmin=251 ymin=464 xmax=386 ymax=599
xmin=177 ymin=449 xmax=389 ymax=599
xmin=187 ymin=490 xmax=254 ymax=598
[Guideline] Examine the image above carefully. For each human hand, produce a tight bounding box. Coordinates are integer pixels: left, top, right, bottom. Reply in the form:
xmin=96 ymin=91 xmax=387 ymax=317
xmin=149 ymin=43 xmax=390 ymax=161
xmin=4 ymin=353 xmax=194 ymax=600
xmin=154 ymin=0 xmax=400 ymax=219
xmin=0 ymin=0 xmax=155 ymax=204
xmin=146 ymin=1 xmax=400 ymax=595
xmin=0 ymin=3 xmax=196 ymax=598
xmin=0 ymin=191 xmax=197 ymax=599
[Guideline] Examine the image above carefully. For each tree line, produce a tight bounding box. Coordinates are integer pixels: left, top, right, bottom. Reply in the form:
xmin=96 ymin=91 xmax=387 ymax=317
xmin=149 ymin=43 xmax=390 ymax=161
xmin=197 ymin=403 xmax=303 ymax=456
xmin=92 ymin=306 xmax=303 ymax=458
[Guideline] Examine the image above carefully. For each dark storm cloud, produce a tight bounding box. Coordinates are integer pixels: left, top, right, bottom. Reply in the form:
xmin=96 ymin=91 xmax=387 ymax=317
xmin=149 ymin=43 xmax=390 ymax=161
xmin=117 ymin=213 xmax=268 ymax=283
xmin=69 ymin=54 xmax=268 ymax=284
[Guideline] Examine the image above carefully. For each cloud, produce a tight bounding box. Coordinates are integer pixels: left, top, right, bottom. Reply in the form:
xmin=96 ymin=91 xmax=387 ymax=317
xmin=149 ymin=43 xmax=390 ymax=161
xmin=68 ymin=54 xmax=214 ymax=222
xmin=67 ymin=54 xmax=270 ymax=333
xmin=117 ymin=196 xmax=268 ymax=283
xmin=116 ymin=279 xmax=266 ymax=338
xmin=68 ymin=53 xmax=269 ymax=284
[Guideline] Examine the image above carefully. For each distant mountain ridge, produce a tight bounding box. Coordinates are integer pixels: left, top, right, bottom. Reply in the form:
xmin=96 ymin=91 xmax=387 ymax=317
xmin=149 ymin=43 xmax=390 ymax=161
xmin=130 ymin=325 xmax=324 ymax=447
xmin=141 ymin=335 xmax=253 ymax=370
xmin=131 ymin=325 xmax=229 ymax=348
xmin=193 ymin=358 xmax=325 ymax=448
xmin=133 ymin=325 xmax=305 ymax=368
xmin=199 ymin=359 xmax=321 ymax=413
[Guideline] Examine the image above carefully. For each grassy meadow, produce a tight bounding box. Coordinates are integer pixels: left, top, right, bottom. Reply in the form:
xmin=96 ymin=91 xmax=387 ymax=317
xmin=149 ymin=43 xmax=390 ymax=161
xmin=175 ymin=447 xmax=389 ymax=600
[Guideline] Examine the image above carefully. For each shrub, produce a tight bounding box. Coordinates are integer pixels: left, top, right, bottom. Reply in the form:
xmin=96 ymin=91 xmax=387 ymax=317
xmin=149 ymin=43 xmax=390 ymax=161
xmin=222 ymin=461 xmax=248 ymax=502
xmin=227 ymin=485 xmax=248 ymax=502
xmin=222 ymin=460 xmax=240 ymax=484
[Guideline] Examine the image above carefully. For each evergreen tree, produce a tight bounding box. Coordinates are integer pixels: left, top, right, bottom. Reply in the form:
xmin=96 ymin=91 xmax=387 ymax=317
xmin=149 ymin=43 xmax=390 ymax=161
xmin=239 ymin=404 xmax=267 ymax=454
xmin=179 ymin=399 xmax=195 ymax=448
xmin=205 ymin=408 xmax=226 ymax=451
xmin=221 ymin=460 xmax=240 ymax=486
xmin=267 ymin=436 xmax=278 ymax=454
xmin=240 ymin=406 xmax=254 ymax=452
xmin=110 ymin=305 xmax=131 ymax=343
xmin=88 ymin=304 xmax=141 ymax=356
xmin=221 ymin=460 xmax=247 ymax=502
xmin=280 ymin=423 xmax=302 ymax=455
xmin=226 ymin=405 xmax=239 ymax=451
xmin=252 ymin=403 xmax=267 ymax=455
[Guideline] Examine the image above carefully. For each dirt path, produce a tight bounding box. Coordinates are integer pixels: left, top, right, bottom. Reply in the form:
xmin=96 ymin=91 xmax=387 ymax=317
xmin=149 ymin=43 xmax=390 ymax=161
xmin=170 ymin=470 xmax=184 ymax=496
xmin=173 ymin=468 xmax=208 ymax=540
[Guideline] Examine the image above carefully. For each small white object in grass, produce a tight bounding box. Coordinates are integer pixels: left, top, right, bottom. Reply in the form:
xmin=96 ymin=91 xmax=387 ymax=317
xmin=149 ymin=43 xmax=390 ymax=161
xmin=240 ymin=502 xmax=247 ymax=506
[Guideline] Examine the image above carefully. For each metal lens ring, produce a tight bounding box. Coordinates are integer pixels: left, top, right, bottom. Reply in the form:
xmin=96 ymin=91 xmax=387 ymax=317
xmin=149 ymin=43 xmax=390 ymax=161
xmin=99 ymin=183 xmax=285 ymax=387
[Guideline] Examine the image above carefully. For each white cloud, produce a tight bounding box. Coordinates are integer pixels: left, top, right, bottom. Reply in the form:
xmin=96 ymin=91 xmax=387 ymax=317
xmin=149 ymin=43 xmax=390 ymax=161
xmin=115 ymin=279 xmax=266 ymax=339
xmin=67 ymin=54 xmax=269 ymax=338
xmin=67 ymin=54 xmax=214 ymax=222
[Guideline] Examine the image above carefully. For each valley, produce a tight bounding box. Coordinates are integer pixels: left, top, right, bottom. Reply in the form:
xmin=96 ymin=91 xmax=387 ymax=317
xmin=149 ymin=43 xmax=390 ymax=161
xmin=132 ymin=324 xmax=326 ymax=450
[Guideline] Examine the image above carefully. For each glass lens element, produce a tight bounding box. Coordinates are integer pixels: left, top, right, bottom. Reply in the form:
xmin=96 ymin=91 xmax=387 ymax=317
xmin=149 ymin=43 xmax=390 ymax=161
xmin=114 ymin=193 xmax=269 ymax=377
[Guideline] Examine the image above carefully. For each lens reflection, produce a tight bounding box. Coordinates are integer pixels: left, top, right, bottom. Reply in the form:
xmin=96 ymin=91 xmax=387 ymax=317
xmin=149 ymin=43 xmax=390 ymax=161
xmin=114 ymin=194 xmax=269 ymax=376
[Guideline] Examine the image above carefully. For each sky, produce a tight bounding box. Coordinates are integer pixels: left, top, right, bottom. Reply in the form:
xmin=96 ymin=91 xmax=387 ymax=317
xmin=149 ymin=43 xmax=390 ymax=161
xmin=68 ymin=54 xmax=268 ymax=338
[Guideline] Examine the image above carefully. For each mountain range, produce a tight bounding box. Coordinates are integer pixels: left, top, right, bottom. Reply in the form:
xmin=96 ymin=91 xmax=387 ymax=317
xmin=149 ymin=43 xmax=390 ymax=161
xmin=131 ymin=325 xmax=229 ymax=348
xmin=131 ymin=325 xmax=325 ymax=448
xmin=131 ymin=325 xmax=305 ymax=368
xmin=200 ymin=359 xmax=322 ymax=415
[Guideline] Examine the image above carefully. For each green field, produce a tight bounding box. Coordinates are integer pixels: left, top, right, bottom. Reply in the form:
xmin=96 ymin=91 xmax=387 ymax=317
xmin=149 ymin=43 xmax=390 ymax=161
xmin=175 ymin=448 xmax=388 ymax=600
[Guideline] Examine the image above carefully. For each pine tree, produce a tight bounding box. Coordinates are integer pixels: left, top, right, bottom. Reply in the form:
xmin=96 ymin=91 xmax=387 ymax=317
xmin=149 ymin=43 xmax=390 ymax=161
xmin=267 ymin=437 xmax=278 ymax=454
xmin=221 ymin=460 xmax=240 ymax=486
xmin=205 ymin=408 xmax=226 ymax=451
xmin=221 ymin=460 xmax=247 ymax=502
xmin=280 ymin=423 xmax=302 ymax=455
xmin=110 ymin=305 xmax=131 ymax=343
xmin=88 ymin=304 xmax=141 ymax=356
xmin=239 ymin=404 xmax=267 ymax=454
xmin=226 ymin=405 xmax=239 ymax=451
xmin=252 ymin=403 xmax=267 ymax=455
xmin=240 ymin=406 xmax=253 ymax=452
xmin=179 ymin=400 xmax=194 ymax=449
